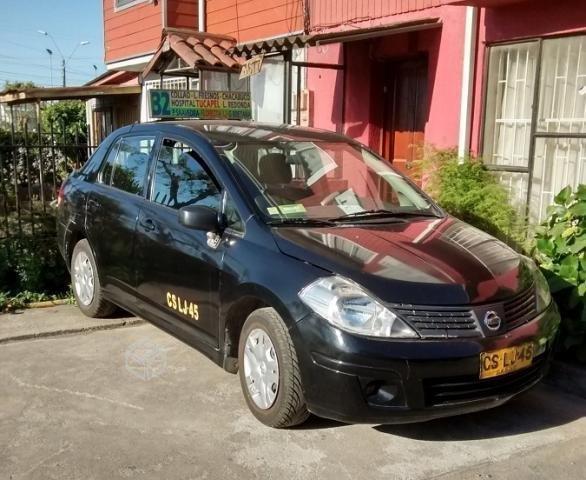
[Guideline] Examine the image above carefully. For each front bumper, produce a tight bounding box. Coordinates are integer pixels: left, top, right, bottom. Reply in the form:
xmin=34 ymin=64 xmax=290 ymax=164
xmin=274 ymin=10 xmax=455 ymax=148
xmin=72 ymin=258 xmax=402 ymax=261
xmin=290 ymin=301 xmax=560 ymax=424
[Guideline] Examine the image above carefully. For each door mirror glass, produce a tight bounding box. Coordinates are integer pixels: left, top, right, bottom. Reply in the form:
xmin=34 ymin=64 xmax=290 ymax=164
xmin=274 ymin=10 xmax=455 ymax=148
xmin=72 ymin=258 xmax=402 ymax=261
xmin=178 ymin=205 xmax=219 ymax=231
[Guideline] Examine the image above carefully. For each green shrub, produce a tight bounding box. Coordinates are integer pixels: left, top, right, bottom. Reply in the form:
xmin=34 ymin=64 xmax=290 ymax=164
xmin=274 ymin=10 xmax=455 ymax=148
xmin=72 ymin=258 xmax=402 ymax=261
xmin=12 ymin=236 xmax=68 ymax=293
xmin=0 ymin=234 xmax=69 ymax=297
xmin=533 ymin=185 xmax=586 ymax=362
xmin=419 ymin=149 xmax=525 ymax=248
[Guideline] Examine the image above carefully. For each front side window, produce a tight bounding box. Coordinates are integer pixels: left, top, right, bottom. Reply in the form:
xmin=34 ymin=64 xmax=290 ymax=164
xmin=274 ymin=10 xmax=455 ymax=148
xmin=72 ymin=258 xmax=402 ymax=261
xmin=103 ymin=135 xmax=156 ymax=195
xmin=216 ymin=140 xmax=436 ymax=222
xmin=151 ymin=138 xmax=221 ymax=211
xmin=223 ymin=192 xmax=244 ymax=232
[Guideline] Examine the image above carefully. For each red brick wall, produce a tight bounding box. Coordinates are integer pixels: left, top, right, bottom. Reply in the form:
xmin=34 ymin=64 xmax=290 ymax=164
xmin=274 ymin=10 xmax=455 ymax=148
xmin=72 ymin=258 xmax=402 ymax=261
xmin=104 ymin=0 xmax=162 ymax=64
xmin=206 ymin=0 xmax=304 ymax=43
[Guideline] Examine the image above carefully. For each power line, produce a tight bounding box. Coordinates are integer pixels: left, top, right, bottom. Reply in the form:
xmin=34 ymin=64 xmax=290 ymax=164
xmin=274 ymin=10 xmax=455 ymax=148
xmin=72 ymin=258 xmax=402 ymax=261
xmin=0 ymin=59 xmax=93 ymax=77
xmin=0 ymin=69 xmax=92 ymax=83
xmin=3 ymin=39 xmax=45 ymax=53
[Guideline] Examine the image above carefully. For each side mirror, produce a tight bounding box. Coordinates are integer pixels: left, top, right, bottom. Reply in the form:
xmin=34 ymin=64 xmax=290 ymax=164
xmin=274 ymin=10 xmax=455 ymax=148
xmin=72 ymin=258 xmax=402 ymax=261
xmin=178 ymin=205 xmax=219 ymax=231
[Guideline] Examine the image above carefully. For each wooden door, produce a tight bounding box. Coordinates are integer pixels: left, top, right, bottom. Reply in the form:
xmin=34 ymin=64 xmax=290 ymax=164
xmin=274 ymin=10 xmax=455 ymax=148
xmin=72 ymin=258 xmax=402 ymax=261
xmin=381 ymin=58 xmax=428 ymax=177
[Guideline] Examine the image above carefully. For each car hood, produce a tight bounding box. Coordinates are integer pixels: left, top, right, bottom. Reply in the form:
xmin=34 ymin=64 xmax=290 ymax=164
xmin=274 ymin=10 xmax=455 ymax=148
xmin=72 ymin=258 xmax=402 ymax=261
xmin=272 ymin=216 xmax=533 ymax=306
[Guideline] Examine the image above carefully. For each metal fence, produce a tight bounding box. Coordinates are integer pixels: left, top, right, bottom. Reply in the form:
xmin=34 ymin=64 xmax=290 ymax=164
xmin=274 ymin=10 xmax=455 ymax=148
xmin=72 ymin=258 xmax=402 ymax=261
xmin=0 ymin=120 xmax=96 ymax=243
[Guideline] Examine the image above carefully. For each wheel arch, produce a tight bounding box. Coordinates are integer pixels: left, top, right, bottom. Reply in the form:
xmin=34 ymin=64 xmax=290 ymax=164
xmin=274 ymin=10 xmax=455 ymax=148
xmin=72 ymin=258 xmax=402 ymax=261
xmin=65 ymin=225 xmax=87 ymax=269
xmin=220 ymin=284 xmax=296 ymax=374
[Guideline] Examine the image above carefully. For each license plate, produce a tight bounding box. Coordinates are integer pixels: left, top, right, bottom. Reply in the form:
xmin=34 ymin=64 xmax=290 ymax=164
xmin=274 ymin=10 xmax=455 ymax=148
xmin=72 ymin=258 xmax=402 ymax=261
xmin=479 ymin=342 xmax=534 ymax=379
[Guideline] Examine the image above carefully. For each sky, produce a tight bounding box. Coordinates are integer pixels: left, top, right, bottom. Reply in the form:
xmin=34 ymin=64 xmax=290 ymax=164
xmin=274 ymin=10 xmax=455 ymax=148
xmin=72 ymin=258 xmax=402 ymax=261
xmin=0 ymin=0 xmax=105 ymax=89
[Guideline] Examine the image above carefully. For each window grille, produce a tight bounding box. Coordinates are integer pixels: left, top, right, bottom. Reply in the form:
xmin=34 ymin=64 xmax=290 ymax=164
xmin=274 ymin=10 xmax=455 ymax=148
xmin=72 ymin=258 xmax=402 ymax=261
xmin=483 ymin=35 xmax=586 ymax=223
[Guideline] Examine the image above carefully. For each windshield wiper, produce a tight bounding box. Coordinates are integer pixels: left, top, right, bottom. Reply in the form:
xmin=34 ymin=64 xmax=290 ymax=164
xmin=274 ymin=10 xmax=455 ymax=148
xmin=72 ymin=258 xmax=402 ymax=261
xmin=329 ymin=209 xmax=439 ymax=222
xmin=266 ymin=217 xmax=336 ymax=227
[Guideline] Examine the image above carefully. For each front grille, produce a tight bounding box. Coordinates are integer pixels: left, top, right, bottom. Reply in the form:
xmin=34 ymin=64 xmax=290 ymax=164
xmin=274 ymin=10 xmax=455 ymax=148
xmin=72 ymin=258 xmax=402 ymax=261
xmin=393 ymin=285 xmax=538 ymax=338
xmin=504 ymin=286 xmax=537 ymax=331
xmin=424 ymin=354 xmax=547 ymax=407
xmin=391 ymin=305 xmax=479 ymax=339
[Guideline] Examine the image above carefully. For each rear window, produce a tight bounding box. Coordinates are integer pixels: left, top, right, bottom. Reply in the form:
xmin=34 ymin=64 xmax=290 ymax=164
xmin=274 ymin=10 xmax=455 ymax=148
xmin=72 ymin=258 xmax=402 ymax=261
xmin=98 ymin=135 xmax=156 ymax=196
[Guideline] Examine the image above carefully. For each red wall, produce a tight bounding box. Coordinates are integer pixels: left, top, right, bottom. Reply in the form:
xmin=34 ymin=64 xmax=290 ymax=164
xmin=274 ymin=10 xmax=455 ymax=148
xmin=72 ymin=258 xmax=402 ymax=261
xmin=309 ymin=0 xmax=446 ymax=31
xmin=104 ymin=0 xmax=162 ymax=64
xmin=206 ymin=0 xmax=304 ymax=43
xmin=469 ymin=0 xmax=586 ymax=153
xmin=168 ymin=0 xmax=199 ymax=29
xmin=308 ymin=6 xmax=467 ymax=152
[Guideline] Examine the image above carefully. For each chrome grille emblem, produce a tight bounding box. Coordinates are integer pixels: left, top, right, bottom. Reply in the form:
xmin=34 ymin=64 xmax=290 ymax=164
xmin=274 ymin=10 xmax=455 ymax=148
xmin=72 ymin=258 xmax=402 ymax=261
xmin=484 ymin=310 xmax=502 ymax=331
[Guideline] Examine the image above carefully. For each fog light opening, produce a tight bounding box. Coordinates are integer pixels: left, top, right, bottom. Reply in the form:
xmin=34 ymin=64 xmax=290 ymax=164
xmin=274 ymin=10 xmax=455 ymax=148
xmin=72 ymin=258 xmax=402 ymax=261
xmin=365 ymin=381 xmax=400 ymax=407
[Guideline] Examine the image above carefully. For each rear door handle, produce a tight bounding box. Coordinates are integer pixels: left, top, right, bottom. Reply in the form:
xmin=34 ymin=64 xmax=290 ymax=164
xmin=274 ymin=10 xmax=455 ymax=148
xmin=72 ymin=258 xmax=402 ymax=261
xmin=139 ymin=218 xmax=156 ymax=232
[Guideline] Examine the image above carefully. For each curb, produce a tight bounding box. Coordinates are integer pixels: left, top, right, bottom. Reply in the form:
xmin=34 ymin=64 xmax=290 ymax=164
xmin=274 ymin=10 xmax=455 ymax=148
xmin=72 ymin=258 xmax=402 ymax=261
xmin=0 ymin=299 xmax=72 ymax=314
xmin=0 ymin=318 xmax=146 ymax=345
xmin=545 ymin=360 xmax=586 ymax=399
xmin=28 ymin=299 xmax=72 ymax=309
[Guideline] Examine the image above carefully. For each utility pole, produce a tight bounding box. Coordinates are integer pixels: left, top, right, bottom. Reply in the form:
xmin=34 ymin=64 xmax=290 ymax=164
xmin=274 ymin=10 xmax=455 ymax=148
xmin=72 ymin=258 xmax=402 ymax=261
xmin=38 ymin=30 xmax=89 ymax=87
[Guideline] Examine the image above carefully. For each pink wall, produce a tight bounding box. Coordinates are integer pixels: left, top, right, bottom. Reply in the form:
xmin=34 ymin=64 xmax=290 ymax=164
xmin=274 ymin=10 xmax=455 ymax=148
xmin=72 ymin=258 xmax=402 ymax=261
xmin=306 ymin=44 xmax=344 ymax=133
xmin=469 ymin=0 xmax=586 ymax=154
xmin=307 ymin=6 xmax=467 ymax=153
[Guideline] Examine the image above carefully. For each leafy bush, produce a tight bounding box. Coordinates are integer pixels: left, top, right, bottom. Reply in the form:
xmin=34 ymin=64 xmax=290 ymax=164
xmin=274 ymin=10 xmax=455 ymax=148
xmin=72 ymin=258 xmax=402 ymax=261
xmin=534 ymin=185 xmax=586 ymax=362
xmin=419 ymin=149 xmax=525 ymax=248
xmin=0 ymin=233 xmax=69 ymax=298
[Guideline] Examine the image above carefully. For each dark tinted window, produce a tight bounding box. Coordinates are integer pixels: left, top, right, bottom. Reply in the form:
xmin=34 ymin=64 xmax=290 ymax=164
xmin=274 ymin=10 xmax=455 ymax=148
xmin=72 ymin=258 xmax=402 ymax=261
xmin=98 ymin=138 xmax=121 ymax=184
xmin=109 ymin=135 xmax=156 ymax=195
xmin=151 ymin=138 xmax=221 ymax=210
xmin=224 ymin=192 xmax=244 ymax=232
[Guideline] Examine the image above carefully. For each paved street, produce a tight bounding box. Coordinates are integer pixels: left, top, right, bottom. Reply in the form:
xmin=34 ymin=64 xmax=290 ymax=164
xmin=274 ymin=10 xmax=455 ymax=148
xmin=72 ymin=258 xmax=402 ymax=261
xmin=1 ymin=310 xmax=585 ymax=480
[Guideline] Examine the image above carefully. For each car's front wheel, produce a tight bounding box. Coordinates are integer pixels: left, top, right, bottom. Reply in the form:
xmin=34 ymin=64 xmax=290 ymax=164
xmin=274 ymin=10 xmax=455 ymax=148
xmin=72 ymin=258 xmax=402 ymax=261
xmin=71 ymin=239 xmax=116 ymax=318
xmin=238 ymin=308 xmax=310 ymax=428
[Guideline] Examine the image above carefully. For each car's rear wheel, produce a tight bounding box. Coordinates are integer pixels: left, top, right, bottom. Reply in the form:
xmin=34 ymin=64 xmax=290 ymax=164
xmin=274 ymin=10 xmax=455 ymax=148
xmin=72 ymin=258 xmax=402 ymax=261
xmin=238 ymin=307 xmax=310 ymax=428
xmin=71 ymin=239 xmax=116 ymax=318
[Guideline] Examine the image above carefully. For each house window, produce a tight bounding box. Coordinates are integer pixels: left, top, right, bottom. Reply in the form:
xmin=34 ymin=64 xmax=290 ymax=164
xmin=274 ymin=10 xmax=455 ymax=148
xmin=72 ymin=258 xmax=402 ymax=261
xmin=483 ymin=35 xmax=586 ymax=222
xmin=115 ymin=0 xmax=150 ymax=11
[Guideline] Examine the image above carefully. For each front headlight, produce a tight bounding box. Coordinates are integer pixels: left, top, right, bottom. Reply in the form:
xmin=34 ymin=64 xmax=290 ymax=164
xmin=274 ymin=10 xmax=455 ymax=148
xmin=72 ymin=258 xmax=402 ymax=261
xmin=298 ymin=276 xmax=418 ymax=338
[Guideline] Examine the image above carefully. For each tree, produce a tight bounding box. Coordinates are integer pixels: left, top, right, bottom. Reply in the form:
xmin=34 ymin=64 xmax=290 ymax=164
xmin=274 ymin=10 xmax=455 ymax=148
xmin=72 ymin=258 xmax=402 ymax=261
xmin=1 ymin=80 xmax=36 ymax=92
xmin=41 ymin=100 xmax=86 ymax=138
xmin=42 ymin=100 xmax=87 ymax=165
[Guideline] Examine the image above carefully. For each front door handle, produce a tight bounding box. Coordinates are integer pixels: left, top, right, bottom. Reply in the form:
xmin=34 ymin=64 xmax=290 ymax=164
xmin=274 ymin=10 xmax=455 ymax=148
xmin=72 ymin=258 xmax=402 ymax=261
xmin=139 ymin=218 xmax=156 ymax=232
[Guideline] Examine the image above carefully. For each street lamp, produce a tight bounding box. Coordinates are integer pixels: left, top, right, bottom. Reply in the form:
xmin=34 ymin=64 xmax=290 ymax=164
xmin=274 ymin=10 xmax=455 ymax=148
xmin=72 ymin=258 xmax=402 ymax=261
xmin=45 ymin=48 xmax=53 ymax=86
xmin=38 ymin=30 xmax=90 ymax=87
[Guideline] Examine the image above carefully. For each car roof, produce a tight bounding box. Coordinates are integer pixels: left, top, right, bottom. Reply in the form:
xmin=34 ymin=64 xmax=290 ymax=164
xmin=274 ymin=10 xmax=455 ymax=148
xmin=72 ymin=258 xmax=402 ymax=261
xmin=141 ymin=120 xmax=351 ymax=144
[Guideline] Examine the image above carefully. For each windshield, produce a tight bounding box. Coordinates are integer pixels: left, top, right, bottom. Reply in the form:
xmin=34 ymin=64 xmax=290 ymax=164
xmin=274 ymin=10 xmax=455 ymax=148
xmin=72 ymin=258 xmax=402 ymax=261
xmin=215 ymin=140 xmax=440 ymax=223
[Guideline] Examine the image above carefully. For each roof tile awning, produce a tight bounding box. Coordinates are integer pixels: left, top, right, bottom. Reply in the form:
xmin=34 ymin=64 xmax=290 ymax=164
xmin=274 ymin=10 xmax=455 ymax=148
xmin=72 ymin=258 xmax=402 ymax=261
xmin=232 ymin=34 xmax=313 ymax=57
xmin=142 ymin=28 xmax=245 ymax=79
xmin=232 ymin=18 xmax=442 ymax=58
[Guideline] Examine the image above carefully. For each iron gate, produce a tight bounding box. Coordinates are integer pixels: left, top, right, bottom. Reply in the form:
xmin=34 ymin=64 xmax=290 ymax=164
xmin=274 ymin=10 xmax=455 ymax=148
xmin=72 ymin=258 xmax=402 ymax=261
xmin=0 ymin=118 xmax=97 ymax=243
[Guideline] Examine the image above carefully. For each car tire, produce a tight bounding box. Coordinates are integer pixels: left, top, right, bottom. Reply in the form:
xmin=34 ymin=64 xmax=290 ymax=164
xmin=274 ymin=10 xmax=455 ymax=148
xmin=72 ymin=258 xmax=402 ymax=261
xmin=238 ymin=307 xmax=310 ymax=428
xmin=71 ymin=239 xmax=116 ymax=318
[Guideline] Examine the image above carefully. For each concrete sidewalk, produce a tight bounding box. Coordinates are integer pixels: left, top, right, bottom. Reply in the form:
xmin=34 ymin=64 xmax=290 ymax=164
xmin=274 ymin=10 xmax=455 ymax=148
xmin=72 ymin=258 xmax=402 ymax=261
xmin=1 ymin=323 xmax=585 ymax=480
xmin=0 ymin=304 xmax=144 ymax=344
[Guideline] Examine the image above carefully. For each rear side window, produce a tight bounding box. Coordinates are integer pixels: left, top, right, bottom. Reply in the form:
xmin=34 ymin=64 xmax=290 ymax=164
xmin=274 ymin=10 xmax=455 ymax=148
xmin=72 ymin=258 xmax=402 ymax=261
xmin=151 ymin=138 xmax=221 ymax=210
xmin=99 ymin=135 xmax=156 ymax=195
xmin=98 ymin=138 xmax=121 ymax=184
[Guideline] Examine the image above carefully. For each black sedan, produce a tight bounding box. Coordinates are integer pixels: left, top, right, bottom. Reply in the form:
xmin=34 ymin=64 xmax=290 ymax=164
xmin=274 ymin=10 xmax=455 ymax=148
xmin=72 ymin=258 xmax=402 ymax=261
xmin=57 ymin=121 xmax=560 ymax=427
